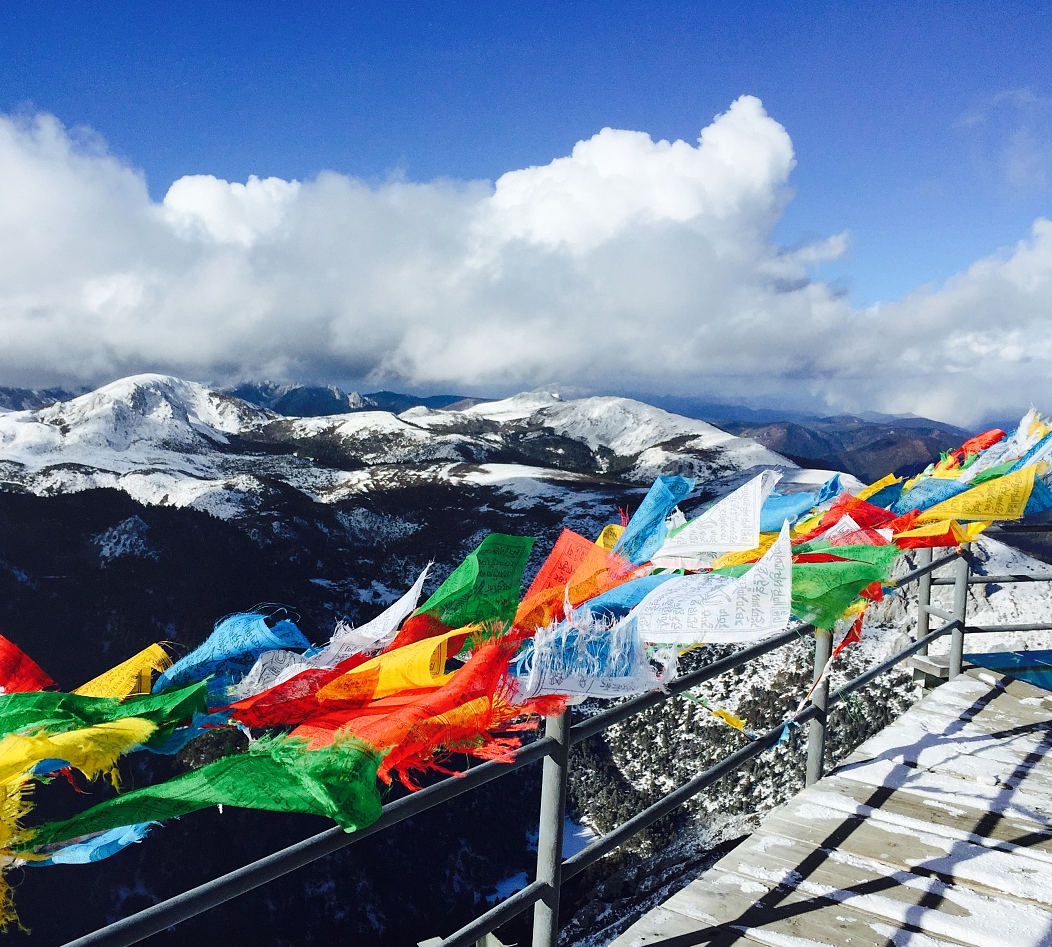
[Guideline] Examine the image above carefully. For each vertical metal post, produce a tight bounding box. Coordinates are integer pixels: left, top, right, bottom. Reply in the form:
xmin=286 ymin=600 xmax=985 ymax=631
xmin=806 ymin=628 xmax=832 ymax=787
xmin=532 ymin=711 xmax=569 ymax=947
xmin=949 ymin=543 xmax=971 ymax=677
xmin=915 ymin=547 xmax=933 ymax=655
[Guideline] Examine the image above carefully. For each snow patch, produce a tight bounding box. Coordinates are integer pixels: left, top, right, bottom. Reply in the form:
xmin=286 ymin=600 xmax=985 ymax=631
xmin=94 ymin=516 xmax=158 ymax=562
xmin=463 ymin=391 xmax=564 ymax=422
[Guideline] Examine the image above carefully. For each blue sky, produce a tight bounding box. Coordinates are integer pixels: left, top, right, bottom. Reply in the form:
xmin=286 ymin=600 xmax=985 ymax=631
xmin=5 ymin=1 xmax=1049 ymax=304
xmin=1 ymin=2 xmax=1052 ymax=422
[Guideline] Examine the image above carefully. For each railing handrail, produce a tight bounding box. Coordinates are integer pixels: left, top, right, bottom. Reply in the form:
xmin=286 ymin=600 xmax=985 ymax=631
xmin=59 ymin=539 xmax=1052 ymax=947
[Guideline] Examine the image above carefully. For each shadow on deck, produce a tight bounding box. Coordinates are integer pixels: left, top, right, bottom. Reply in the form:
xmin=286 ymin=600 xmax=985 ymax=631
xmin=608 ymin=669 xmax=1052 ymax=947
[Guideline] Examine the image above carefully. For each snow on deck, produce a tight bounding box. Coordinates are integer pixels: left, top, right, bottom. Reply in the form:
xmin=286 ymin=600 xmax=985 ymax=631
xmin=608 ymin=668 xmax=1052 ymax=947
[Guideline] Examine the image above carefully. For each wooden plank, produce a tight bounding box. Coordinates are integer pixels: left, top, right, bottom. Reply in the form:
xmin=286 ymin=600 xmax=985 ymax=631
xmin=837 ymin=719 xmax=1052 ymax=790
xmin=719 ymin=829 xmax=1052 ymax=946
xmin=606 ymin=902 xmax=734 ymax=946
xmin=659 ymin=866 xmax=968 ymax=947
xmin=607 ymin=866 xmax=968 ymax=947
xmin=865 ymin=701 xmax=1052 ymax=754
xmin=859 ymin=710 xmax=1052 ymax=753
xmin=831 ymin=679 xmax=1052 ymax=806
xmin=846 ymin=688 xmax=1052 ymax=755
xmin=800 ymin=775 xmax=1052 ymax=863
xmin=896 ymin=672 xmax=1052 ymax=728
xmin=762 ymin=806 xmax=1052 ymax=908
xmin=830 ymin=756 xmax=1052 ymax=824
xmin=609 ymin=669 xmax=1052 ymax=946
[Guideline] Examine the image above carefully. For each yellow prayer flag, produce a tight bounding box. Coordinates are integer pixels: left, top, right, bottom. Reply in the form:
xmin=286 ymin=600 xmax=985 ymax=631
xmin=843 ymin=600 xmax=868 ymax=618
xmin=916 ymin=466 xmax=1038 ymax=523
xmin=957 ymin=521 xmax=992 ymax=541
xmin=595 ymin=524 xmax=624 ymax=550
xmin=792 ymin=514 xmax=823 ymax=538
xmin=0 ymin=718 xmax=157 ymax=788
xmin=894 ymin=520 xmax=991 ymax=543
xmin=710 ymin=707 xmax=750 ymax=735
xmin=855 ymin=473 xmax=902 ymax=502
xmin=710 ymin=532 xmax=779 ymax=570
xmin=1027 ymin=413 xmax=1052 ymax=440
xmin=73 ymin=643 xmax=173 ymax=699
xmin=318 ymin=626 xmax=478 ymax=703
xmin=0 ymin=717 xmax=157 ymax=927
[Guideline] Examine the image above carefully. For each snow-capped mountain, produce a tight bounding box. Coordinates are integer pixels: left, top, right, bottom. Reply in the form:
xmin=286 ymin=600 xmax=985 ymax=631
xmin=0 ymin=374 xmax=795 ymax=519
xmin=0 ymin=374 xmax=267 ymax=459
xmin=407 ymin=392 xmax=787 ymax=480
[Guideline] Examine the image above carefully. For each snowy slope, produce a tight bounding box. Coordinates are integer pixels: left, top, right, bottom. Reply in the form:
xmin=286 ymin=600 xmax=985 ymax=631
xmin=0 ymin=374 xmax=269 ymax=472
xmin=463 ymin=391 xmax=565 ymax=423
xmin=871 ymin=536 xmax=1052 ymax=658
xmin=252 ymin=410 xmax=488 ymax=466
xmin=526 ymin=396 xmax=755 ymax=457
xmin=405 ymin=392 xmax=790 ymax=483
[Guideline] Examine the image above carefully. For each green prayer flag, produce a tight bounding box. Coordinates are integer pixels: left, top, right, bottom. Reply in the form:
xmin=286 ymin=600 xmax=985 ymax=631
xmin=0 ymin=684 xmax=207 ymax=739
xmin=27 ymin=735 xmax=383 ymax=848
xmin=969 ymin=461 xmax=1017 ymax=485
xmin=791 ymin=542 xmax=901 ymax=571
xmin=415 ymin=533 xmax=534 ymax=630
xmin=789 ymin=560 xmax=886 ymax=629
xmin=716 ymin=554 xmax=892 ymax=629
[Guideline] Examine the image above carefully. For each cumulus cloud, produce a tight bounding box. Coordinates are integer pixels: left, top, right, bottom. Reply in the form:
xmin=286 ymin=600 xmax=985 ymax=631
xmin=163 ymin=174 xmax=301 ymax=245
xmin=0 ymin=97 xmax=1050 ymax=425
xmin=486 ymin=95 xmax=794 ymax=251
xmin=844 ymin=219 xmax=1052 ymax=423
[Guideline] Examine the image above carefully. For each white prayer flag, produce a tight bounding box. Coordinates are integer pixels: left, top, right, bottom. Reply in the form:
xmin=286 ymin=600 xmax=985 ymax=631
xmin=637 ymin=521 xmax=792 ymax=644
xmin=652 ymin=470 xmax=781 ymax=568
xmin=514 ymin=616 xmax=671 ymax=700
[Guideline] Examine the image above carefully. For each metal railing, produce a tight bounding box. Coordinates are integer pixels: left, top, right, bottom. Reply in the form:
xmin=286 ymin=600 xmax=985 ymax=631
xmin=61 ymin=532 xmax=1052 ymax=947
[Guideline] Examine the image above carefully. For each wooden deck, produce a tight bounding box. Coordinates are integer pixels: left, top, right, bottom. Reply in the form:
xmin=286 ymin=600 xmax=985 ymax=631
xmin=608 ymin=668 xmax=1052 ymax=947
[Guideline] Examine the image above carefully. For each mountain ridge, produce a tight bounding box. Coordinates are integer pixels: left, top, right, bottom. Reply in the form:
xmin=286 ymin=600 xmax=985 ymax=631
xmin=0 ymin=374 xmax=796 ymax=520
xmin=1 ymin=378 xmax=977 ymax=486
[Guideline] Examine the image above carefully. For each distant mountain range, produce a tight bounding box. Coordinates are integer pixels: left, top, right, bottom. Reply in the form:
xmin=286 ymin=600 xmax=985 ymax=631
xmin=634 ymin=395 xmax=974 ymax=481
xmin=226 ymin=382 xmax=484 ymax=417
xmin=0 ymin=384 xmax=89 ymax=411
xmin=717 ymin=415 xmax=973 ymax=482
xmin=1 ymin=378 xmax=975 ymax=485
xmin=0 ymin=381 xmax=480 ymax=417
xmin=0 ymin=374 xmax=797 ymax=520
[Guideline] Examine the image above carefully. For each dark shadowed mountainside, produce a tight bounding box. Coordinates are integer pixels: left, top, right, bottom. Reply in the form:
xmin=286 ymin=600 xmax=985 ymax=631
xmin=718 ymin=415 xmax=974 ymax=482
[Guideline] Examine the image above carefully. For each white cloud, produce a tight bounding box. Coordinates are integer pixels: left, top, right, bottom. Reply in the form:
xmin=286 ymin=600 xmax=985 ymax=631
xmin=843 ymin=218 xmax=1052 ymax=423
xmin=486 ymin=95 xmax=794 ymax=252
xmin=789 ymin=230 xmax=850 ymax=265
xmin=162 ymin=174 xmax=301 ymax=245
xmin=0 ymin=98 xmax=1051 ymax=425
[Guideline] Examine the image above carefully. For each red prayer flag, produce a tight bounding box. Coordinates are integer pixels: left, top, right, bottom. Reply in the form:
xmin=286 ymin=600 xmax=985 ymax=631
xmin=0 ymin=633 xmax=54 ymax=692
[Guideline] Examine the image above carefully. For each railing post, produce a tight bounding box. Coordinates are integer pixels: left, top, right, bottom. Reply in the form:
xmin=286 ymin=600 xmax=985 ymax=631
xmin=949 ymin=543 xmax=971 ymax=677
xmin=915 ymin=547 xmax=933 ymax=655
xmin=532 ymin=710 xmax=569 ymax=947
xmin=806 ymin=628 xmax=831 ymax=786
